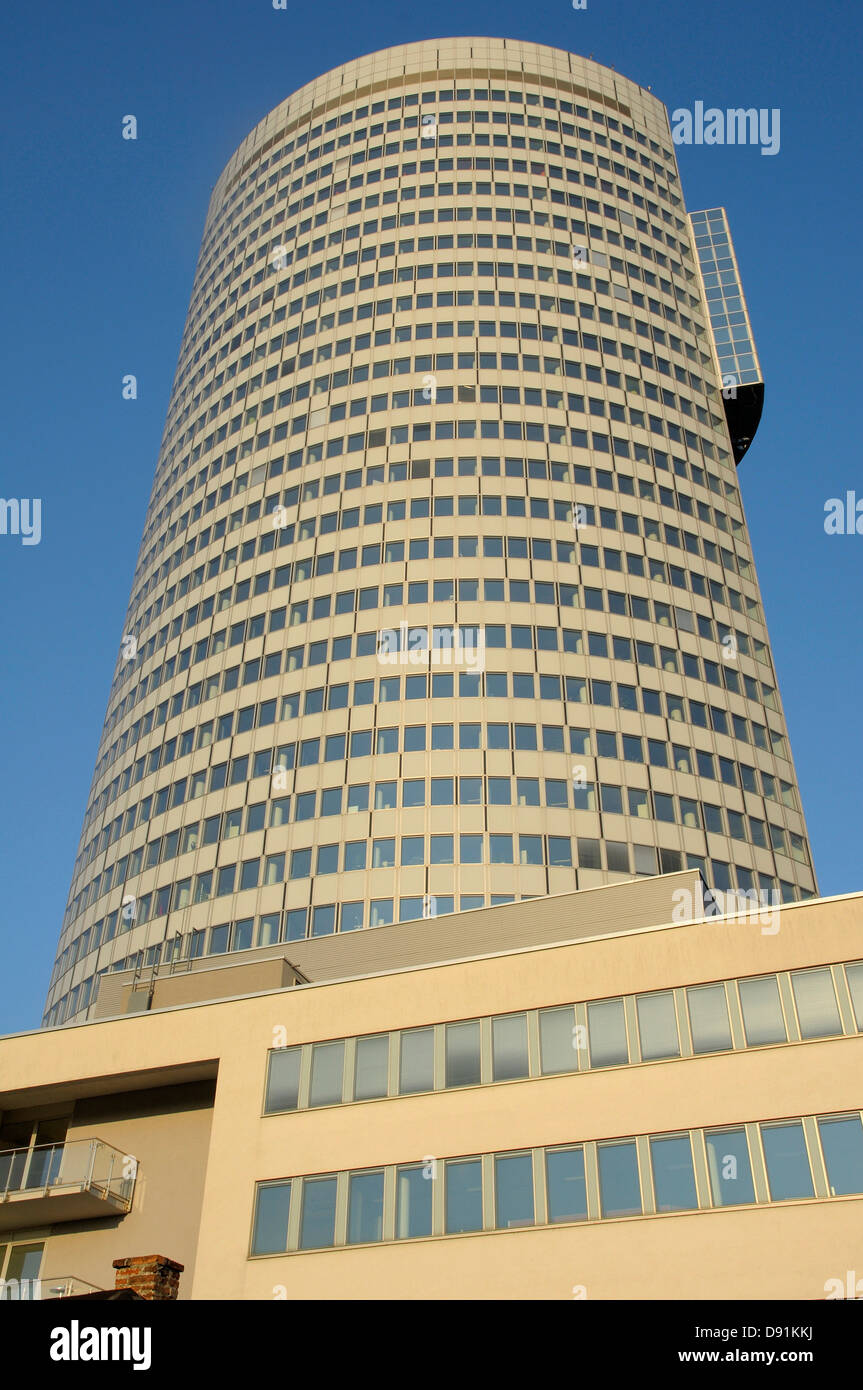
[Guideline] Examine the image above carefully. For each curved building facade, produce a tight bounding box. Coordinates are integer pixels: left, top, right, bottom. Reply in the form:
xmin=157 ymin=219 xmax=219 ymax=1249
xmin=45 ymin=38 xmax=815 ymax=1027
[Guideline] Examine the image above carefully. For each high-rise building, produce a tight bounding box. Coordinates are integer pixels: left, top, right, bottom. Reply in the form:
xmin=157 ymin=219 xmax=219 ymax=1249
xmin=44 ymin=39 xmax=815 ymax=1029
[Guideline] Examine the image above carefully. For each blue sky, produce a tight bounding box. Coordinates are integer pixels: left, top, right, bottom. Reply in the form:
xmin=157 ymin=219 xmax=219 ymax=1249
xmin=1 ymin=0 xmax=860 ymax=1035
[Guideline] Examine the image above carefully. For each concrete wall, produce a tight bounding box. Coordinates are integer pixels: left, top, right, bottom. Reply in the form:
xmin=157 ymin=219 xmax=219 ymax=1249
xmin=3 ymin=894 xmax=862 ymax=1299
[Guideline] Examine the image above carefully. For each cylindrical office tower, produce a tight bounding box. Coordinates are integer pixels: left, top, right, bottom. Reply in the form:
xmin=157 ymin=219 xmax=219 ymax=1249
xmin=45 ymin=39 xmax=816 ymax=1027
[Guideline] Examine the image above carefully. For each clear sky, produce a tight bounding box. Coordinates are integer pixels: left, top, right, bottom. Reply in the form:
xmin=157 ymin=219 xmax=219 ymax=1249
xmin=1 ymin=0 xmax=860 ymax=1036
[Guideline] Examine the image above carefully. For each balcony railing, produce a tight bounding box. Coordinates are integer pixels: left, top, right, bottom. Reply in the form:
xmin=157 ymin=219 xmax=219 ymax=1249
xmin=0 ymin=1275 xmax=101 ymax=1301
xmin=41 ymin=1275 xmax=102 ymax=1299
xmin=0 ymin=1139 xmax=136 ymax=1231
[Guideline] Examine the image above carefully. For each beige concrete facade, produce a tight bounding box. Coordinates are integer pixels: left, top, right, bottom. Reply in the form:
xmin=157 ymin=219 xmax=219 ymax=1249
xmin=45 ymin=39 xmax=815 ymax=1031
xmin=5 ymin=886 xmax=863 ymax=1300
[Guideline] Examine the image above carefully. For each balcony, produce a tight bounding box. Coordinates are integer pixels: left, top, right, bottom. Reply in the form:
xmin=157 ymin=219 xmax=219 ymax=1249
xmin=0 ymin=1139 xmax=136 ymax=1231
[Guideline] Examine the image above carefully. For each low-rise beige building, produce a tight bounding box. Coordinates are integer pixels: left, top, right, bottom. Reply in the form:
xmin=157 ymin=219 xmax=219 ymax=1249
xmin=3 ymin=873 xmax=862 ymax=1300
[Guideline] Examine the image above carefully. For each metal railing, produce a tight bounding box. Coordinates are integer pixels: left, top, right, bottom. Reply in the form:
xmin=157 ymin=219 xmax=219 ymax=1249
xmin=0 ymin=1275 xmax=101 ymax=1301
xmin=39 ymin=1275 xmax=103 ymax=1299
xmin=0 ymin=1138 xmax=136 ymax=1208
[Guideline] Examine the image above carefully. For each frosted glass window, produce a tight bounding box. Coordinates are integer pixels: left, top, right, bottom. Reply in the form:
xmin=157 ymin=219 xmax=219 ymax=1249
xmin=687 ymin=984 xmax=732 ymax=1053
xmin=492 ymin=1014 xmax=529 ymax=1080
xmin=739 ymin=976 xmax=787 ymax=1046
xmin=587 ymin=998 xmax=628 ymax=1067
xmin=845 ymin=962 xmax=863 ymax=1029
xmin=636 ymin=992 xmax=679 ymax=1060
xmin=399 ymin=1028 xmax=434 ymax=1093
xmin=445 ymin=1021 xmax=481 ymax=1088
xmin=353 ymin=1035 xmax=389 ymax=1100
xmin=790 ymin=969 xmax=842 ymax=1039
xmin=309 ymin=1041 xmax=344 ymax=1107
xmin=539 ymin=1006 xmax=577 ymax=1073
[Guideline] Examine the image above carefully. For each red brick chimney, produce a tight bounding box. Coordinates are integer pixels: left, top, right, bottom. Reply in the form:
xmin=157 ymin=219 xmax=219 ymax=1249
xmin=112 ymin=1254 xmax=184 ymax=1301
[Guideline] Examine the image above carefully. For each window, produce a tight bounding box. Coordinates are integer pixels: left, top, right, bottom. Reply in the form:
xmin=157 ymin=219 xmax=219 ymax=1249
xmin=265 ymin=1048 xmax=301 ymax=1112
xmin=0 ymin=1242 xmax=44 ymax=1297
xmin=846 ymin=962 xmax=863 ymax=1029
xmin=494 ymin=1152 xmax=534 ymax=1229
xmin=344 ymin=841 xmax=366 ymax=872
xmin=400 ymin=836 xmax=424 ymax=867
xmin=354 ymin=1035 xmax=389 ymax=1101
xmin=761 ymin=1122 xmax=814 ymax=1201
xmin=539 ymin=1006 xmax=577 ymax=1073
xmin=445 ymin=1021 xmax=481 ymax=1087
xmin=650 ymin=1134 xmax=698 ymax=1211
xmin=790 ymin=968 xmax=842 ymax=1039
xmin=348 ymin=1170 xmax=385 ymax=1244
xmin=372 ymin=838 xmax=395 ymax=868
xmin=251 ymin=1183 xmax=291 ymax=1255
xmin=546 ymin=1147 xmax=587 ymax=1223
xmin=396 ymin=1165 xmax=433 ymax=1239
xmin=309 ymin=1041 xmax=344 ymax=1107
xmin=687 ymin=984 xmax=732 ymax=1053
xmin=299 ymin=1176 xmax=338 ymax=1249
xmin=587 ymin=998 xmax=628 ymax=1067
xmin=636 ymin=992 xmax=679 ymax=1060
xmin=817 ymin=1114 xmax=863 ymax=1196
xmin=445 ymin=1158 xmax=483 ymax=1233
xmin=598 ymin=1141 xmax=641 ymax=1217
xmin=705 ymin=1128 xmax=755 ymax=1207
xmin=492 ymin=1013 xmax=529 ymax=1081
xmin=399 ymin=1028 xmax=434 ymax=1093
xmin=738 ymin=976 xmax=787 ymax=1046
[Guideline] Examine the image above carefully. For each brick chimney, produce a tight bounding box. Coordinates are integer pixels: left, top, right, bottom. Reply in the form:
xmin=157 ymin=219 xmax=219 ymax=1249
xmin=112 ymin=1254 xmax=184 ymax=1301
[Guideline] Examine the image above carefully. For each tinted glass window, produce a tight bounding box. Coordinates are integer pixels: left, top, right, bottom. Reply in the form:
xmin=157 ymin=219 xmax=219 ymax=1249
xmin=265 ymin=1048 xmax=301 ymax=1112
xmin=494 ymin=1153 xmax=534 ymax=1229
xmin=445 ymin=1159 xmax=483 ymax=1233
xmin=650 ymin=1135 xmax=698 ymax=1212
xmin=598 ymin=1141 xmax=641 ymax=1217
xmin=817 ymin=1115 xmax=863 ymax=1197
xmin=761 ymin=1122 xmax=814 ymax=1201
xmin=546 ymin=1148 xmax=587 ymax=1223
xmin=299 ymin=1176 xmax=338 ymax=1249
xmin=252 ymin=1183 xmax=291 ymax=1255
xmin=705 ymin=1128 xmax=755 ymax=1207
xmin=348 ymin=1170 xmax=385 ymax=1244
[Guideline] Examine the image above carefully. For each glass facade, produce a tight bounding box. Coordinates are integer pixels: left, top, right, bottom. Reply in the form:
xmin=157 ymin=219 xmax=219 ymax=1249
xmin=689 ymin=207 xmax=762 ymax=388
